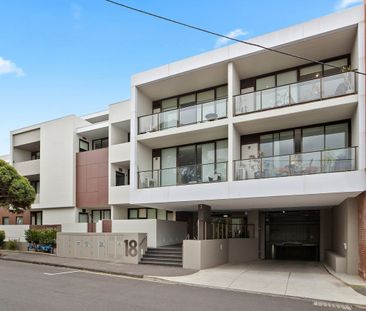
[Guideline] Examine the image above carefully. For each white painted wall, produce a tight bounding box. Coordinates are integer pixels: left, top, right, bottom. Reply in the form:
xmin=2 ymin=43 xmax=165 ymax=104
xmin=13 ymin=129 xmax=40 ymax=147
xmin=13 ymin=159 xmax=40 ymax=176
xmin=43 ymin=208 xmax=77 ymax=225
xmin=0 ymin=225 xmax=30 ymax=242
xmin=61 ymin=223 xmax=88 ymax=233
xmin=40 ymin=115 xmax=89 ymax=209
xmin=109 ymin=100 xmax=131 ymax=123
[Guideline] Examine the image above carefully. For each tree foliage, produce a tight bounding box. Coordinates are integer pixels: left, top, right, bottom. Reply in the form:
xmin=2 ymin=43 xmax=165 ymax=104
xmin=0 ymin=159 xmax=35 ymax=212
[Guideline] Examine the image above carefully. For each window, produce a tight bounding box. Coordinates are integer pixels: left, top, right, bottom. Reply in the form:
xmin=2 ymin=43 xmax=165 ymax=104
xmin=302 ymin=126 xmax=325 ymax=152
xmin=260 ymin=132 xmax=294 ymax=157
xmin=116 ymin=171 xmax=125 ymax=186
xmin=31 ymin=151 xmax=40 ymax=160
xmin=92 ymin=137 xmax=108 ymax=150
xmin=16 ymin=216 xmax=23 ymax=225
xmin=91 ymin=210 xmax=111 ymax=223
xmin=299 ymin=64 xmax=322 ymax=81
xmin=324 ymin=58 xmax=348 ymax=76
xmin=256 ymin=75 xmax=275 ymax=91
xmin=128 ymin=208 xmax=171 ymax=220
xmin=31 ymin=212 xmax=42 ymax=225
xmin=2 ymin=217 xmax=9 ymax=225
xmin=167 ymin=211 xmax=174 ymax=221
xmin=78 ymin=213 xmax=88 ymax=223
xmin=162 ymin=98 xmax=178 ymax=111
xmin=277 ymin=70 xmax=297 ymax=86
xmin=157 ymin=209 xmax=167 ymax=220
xmin=325 ymin=123 xmax=348 ymax=150
xmin=260 ymin=134 xmax=274 ymax=157
xmin=79 ymin=140 xmax=89 ymax=152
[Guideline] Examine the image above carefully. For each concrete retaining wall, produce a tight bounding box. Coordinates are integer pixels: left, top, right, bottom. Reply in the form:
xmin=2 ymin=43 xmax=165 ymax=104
xmin=0 ymin=225 xmax=30 ymax=242
xmin=183 ymin=238 xmax=258 ymax=270
xmin=57 ymin=232 xmax=147 ymax=264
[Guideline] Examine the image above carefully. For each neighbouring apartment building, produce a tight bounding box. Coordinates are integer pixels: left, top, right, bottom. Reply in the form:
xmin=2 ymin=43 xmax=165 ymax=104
xmin=0 ymin=5 xmax=366 ymax=278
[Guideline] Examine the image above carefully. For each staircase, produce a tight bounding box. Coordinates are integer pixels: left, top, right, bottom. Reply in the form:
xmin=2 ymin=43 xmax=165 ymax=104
xmin=140 ymin=245 xmax=182 ymax=267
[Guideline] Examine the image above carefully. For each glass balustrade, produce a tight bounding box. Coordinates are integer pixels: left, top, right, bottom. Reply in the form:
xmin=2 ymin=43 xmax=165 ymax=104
xmin=234 ymin=147 xmax=356 ymax=180
xmin=234 ymin=72 xmax=356 ymax=115
xmin=138 ymin=162 xmax=228 ymax=188
xmin=138 ymin=98 xmax=227 ymax=134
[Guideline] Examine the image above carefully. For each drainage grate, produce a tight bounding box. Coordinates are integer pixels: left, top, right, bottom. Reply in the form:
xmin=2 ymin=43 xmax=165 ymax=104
xmin=313 ymin=301 xmax=352 ymax=310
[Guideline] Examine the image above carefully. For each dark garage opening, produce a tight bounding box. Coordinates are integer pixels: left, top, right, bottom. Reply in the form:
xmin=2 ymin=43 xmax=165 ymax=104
xmin=264 ymin=210 xmax=320 ymax=261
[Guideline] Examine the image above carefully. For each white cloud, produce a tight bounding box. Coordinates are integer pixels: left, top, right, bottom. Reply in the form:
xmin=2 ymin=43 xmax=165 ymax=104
xmin=215 ymin=28 xmax=248 ymax=48
xmin=0 ymin=57 xmax=25 ymax=77
xmin=335 ymin=0 xmax=362 ymax=10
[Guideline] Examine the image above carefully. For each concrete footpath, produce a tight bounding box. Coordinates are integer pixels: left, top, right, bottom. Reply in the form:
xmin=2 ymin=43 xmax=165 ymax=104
xmin=0 ymin=251 xmax=196 ymax=278
xmin=156 ymin=261 xmax=366 ymax=306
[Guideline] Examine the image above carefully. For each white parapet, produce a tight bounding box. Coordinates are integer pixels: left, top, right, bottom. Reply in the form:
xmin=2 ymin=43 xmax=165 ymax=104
xmin=0 ymin=225 xmax=30 ymax=242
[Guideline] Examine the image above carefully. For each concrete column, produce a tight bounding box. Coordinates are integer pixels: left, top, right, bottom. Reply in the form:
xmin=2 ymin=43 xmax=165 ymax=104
xmin=228 ymin=62 xmax=241 ymax=181
xmin=198 ymin=204 xmax=212 ymax=240
xmin=357 ymin=193 xmax=366 ymax=279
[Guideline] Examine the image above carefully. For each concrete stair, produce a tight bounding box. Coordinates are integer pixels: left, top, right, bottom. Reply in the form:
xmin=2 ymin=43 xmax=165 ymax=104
xmin=140 ymin=245 xmax=182 ymax=267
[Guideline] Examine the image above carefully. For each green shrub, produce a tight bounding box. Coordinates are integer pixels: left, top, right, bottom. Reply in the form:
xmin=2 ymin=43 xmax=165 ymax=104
xmin=7 ymin=240 xmax=18 ymax=250
xmin=39 ymin=229 xmax=57 ymax=248
xmin=0 ymin=230 xmax=5 ymax=248
xmin=25 ymin=229 xmax=41 ymax=245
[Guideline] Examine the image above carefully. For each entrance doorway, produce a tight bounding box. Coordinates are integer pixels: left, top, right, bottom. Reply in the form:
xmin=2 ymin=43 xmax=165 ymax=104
xmin=264 ymin=210 xmax=320 ymax=261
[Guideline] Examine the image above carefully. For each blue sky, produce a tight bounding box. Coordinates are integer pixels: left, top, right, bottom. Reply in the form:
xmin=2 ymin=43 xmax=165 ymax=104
xmin=0 ymin=0 xmax=362 ymax=155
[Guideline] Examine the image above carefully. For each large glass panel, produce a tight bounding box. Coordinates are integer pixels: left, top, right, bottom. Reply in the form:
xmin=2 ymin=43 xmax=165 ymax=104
xmin=215 ymin=162 xmax=227 ymax=181
xmin=179 ymin=104 xmax=197 ymax=126
xmin=322 ymin=72 xmax=355 ymax=98
xmin=102 ymin=210 xmax=111 ymax=220
xmin=235 ymin=159 xmax=261 ymax=180
xmin=323 ymin=148 xmax=355 ymax=173
xmin=325 ymin=123 xmax=348 ymax=150
xmin=260 ymin=134 xmax=273 ymax=157
xmin=261 ymin=88 xmax=276 ymax=109
xmin=200 ymin=143 xmax=215 ymax=182
xmin=202 ymin=100 xmax=216 ymax=121
xmin=215 ymin=98 xmax=227 ymax=119
xmin=159 ymin=109 xmax=178 ymax=130
xmin=235 ymin=92 xmax=261 ymax=114
xmin=299 ymin=64 xmax=322 ymax=81
xmin=138 ymin=170 xmax=159 ymax=188
xmin=290 ymin=79 xmax=321 ymax=104
xmin=262 ymin=155 xmax=290 ymax=178
xmin=302 ymin=126 xmax=324 ymax=152
xmin=256 ymin=75 xmax=275 ymax=91
xmin=323 ymin=58 xmax=348 ymax=76
xmin=161 ymin=148 xmax=177 ymax=186
xmin=216 ymin=140 xmax=228 ymax=162
xmin=275 ymin=85 xmax=290 ymax=107
xmin=129 ymin=209 xmax=138 ymax=219
xmin=139 ymin=114 xmax=159 ymax=133
xmin=290 ymin=151 xmax=322 ymax=175
xmin=197 ymin=90 xmax=215 ymax=103
xmin=277 ymin=70 xmax=297 ymax=86
xmin=178 ymin=145 xmax=197 ymax=184
xmin=274 ymin=131 xmax=294 ymax=156
xmin=161 ymin=98 xmax=178 ymax=111
xmin=216 ymin=85 xmax=228 ymax=99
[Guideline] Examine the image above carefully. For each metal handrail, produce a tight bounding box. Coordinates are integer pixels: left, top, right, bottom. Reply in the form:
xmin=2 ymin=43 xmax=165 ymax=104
xmin=138 ymin=161 xmax=228 ymax=188
xmin=234 ymin=146 xmax=357 ymax=180
xmin=138 ymin=98 xmax=228 ymax=134
xmin=234 ymin=71 xmax=356 ymax=116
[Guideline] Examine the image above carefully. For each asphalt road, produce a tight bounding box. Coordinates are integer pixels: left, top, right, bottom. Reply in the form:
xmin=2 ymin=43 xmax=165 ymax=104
xmin=0 ymin=261 xmax=362 ymax=311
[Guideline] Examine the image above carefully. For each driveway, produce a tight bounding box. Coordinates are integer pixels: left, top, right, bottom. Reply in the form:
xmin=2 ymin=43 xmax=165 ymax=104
xmin=155 ymin=260 xmax=366 ymax=306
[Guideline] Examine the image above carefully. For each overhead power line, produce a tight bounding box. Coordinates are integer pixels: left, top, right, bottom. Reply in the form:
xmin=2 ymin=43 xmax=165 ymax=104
xmin=105 ymin=0 xmax=366 ymax=76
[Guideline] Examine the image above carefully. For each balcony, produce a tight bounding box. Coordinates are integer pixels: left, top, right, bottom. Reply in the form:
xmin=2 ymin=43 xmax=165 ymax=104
xmin=138 ymin=162 xmax=228 ymax=188
xmin=138 ymin=98 xmax=227 ymax=134
xmin=110 ymin=142 xmax=130 ymax=163
xmin=234 ymin=147 xmax=357 ymax=180
xmin=13 ymin=159 xmax=40 ymax=176
xmin=109 ymin=185 xmax=130 ymax=205
xmin=234 ymin=72 xmax=356 ymax=116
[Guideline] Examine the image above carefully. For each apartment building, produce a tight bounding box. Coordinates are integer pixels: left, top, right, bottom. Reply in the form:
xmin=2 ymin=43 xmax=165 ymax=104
xmin=0 ymin=5 xmax=365 ymax=277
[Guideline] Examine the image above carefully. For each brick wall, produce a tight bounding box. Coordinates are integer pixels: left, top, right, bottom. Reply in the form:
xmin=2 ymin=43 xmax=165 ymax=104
xmin=358 ymin=193 xmax=366 ymax=279
xmin=0 ymin=207 xmax=30 ymax=225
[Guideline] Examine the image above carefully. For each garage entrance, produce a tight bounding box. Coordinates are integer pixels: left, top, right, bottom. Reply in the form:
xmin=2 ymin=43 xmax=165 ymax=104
xmin=264 ymin=210 xmax=320 ymax=261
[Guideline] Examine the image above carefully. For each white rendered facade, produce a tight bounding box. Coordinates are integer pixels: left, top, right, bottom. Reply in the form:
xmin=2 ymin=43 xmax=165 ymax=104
xmin=1 ymin=6 xmax=366 ymax=275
